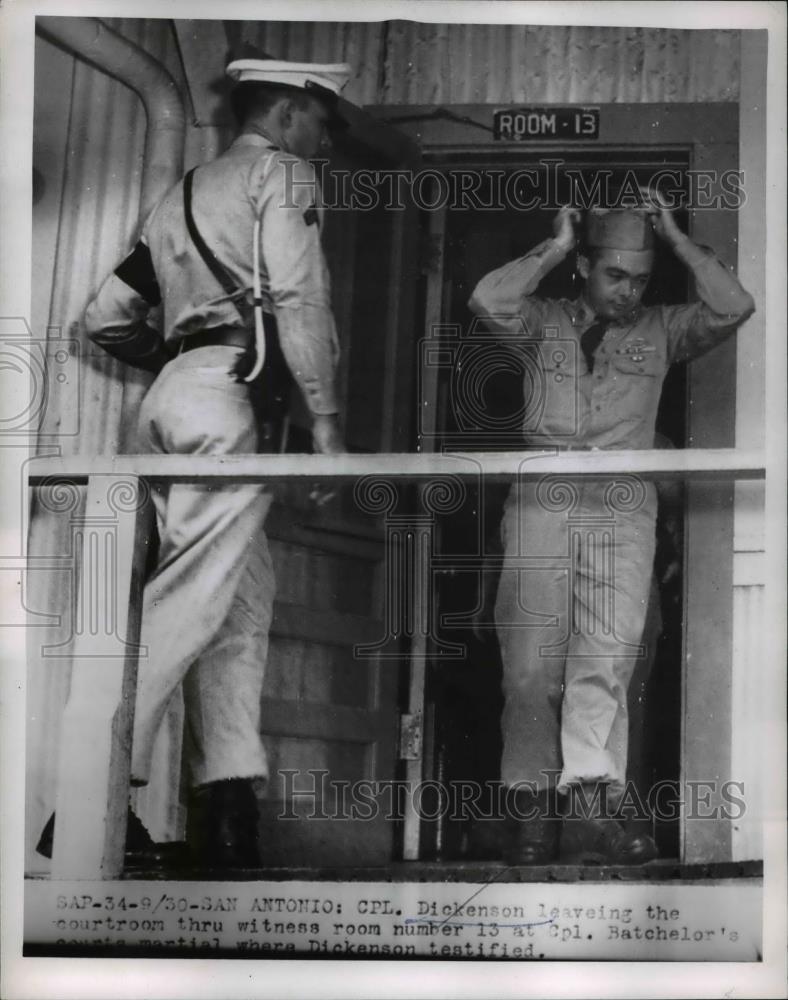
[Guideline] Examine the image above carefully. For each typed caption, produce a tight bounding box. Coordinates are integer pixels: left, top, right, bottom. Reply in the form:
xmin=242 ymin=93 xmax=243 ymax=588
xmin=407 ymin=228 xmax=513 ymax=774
xmin=25 ymin=879 xmax=760 ymax=960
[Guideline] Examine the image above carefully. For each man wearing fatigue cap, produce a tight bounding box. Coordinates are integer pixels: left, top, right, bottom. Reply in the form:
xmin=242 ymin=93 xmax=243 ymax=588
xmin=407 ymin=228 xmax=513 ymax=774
xmin=468 ymin=194 xmax=754 ymax=866
xmin=62 ymin=56 xmax=352 ymax=871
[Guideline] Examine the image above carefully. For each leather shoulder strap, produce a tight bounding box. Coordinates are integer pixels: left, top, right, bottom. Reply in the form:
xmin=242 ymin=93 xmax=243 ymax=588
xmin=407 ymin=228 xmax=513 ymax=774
xmin=182 ymin=168 xmax=244 ymax=309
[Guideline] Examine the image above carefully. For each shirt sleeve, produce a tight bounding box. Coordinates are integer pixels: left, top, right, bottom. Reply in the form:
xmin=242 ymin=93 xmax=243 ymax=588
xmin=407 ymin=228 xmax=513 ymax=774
xmin=83 ymin=235 xmax=174 ymax=373
xmin=84 ymin=238 xmax=157 ymax=343
xmin=467 ymin=238 xmax=568 ymax=336
xmin=662 ymin=237 xmax=756 ymax=363
xmin=252 ymin=152 xmax=339 ymax=415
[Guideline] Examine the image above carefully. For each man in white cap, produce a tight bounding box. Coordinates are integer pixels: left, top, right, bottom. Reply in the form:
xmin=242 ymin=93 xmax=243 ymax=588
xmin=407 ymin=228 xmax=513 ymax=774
xmin=469 ymin=198 xmax=754 ymax=866
xmin=66 ymin=55 xmax=352 ymax=870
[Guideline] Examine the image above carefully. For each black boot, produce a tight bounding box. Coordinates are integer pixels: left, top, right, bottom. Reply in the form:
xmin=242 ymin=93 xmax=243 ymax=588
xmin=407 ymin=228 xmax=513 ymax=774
xmin=502 ymin=787 xmax=560 ymax=865
xmin=36 ymin=807 xmax=191 ymax=869
xmin=559 ymin=783 xmax=658 ymax=865
xmin=190 ymin=778 xmax=262 ymax=870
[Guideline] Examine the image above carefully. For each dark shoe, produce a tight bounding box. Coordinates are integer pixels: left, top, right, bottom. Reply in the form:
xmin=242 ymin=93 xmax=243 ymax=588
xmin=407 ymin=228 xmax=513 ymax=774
xmin=190 ymin=778 xmax=262 ymax=870
xmin=36 ymin=807 xmax=191 ymax=869
xmin=502 ymin=787 xmax=560 ymax=865
xmin=560 ymin=784 xmax=658 ymax=865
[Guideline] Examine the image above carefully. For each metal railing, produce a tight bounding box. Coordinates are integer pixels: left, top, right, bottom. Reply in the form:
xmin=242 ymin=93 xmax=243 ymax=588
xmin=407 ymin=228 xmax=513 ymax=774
xmin=26 ymin=448 xmax=765 ymax=877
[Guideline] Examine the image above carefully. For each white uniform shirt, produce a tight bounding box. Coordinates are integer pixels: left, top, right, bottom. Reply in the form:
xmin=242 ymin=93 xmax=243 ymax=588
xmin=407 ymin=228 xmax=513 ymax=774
xmin=85 ymin=133 xmax=340 ymax=414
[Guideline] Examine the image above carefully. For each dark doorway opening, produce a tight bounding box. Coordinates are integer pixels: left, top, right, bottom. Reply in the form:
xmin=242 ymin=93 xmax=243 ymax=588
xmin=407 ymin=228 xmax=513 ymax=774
xmin=421 ymin=155 xmax=689 ymax=861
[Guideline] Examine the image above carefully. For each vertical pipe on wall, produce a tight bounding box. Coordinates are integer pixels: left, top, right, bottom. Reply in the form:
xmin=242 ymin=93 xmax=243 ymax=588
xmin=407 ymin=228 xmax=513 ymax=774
xmin=34 ymin=18 xmax=186 ymax=446
xmin=36 ymin=17 xmax=185 ymax=221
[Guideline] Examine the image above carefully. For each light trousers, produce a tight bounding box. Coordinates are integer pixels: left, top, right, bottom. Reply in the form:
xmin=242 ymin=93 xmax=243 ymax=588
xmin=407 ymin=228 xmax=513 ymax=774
xmin=131 ymin=346 xmax=274 ymax=788
xmin=495 ymin=477 xmax=657 ymax=800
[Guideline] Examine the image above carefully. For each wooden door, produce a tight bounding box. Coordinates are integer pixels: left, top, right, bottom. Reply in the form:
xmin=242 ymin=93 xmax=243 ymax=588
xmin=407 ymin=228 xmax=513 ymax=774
xmin=254 ymin=111 xmax=421 ymax=865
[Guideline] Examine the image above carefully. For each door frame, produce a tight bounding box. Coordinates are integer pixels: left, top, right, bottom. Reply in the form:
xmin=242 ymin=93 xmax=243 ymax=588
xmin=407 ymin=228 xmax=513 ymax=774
xmin=370 ymin=102 xmax=742 ymax=862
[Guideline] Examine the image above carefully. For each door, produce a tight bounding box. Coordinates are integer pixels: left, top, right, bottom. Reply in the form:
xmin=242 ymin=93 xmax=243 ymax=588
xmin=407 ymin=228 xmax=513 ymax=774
xmin=414 ymin=156 xmax=689 ymax=860
xmin=252 ymin=110 xmax=422 ymax=865
xmin=373 ymin=102 xmax=741 ymax=863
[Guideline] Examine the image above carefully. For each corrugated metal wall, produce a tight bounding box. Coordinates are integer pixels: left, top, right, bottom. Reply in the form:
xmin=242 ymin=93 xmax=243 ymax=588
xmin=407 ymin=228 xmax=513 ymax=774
xmin=26 ymin=18 xmax=185 ymax=871
xmin=732 ymin=568 xmax=765 ymax=861
xmin=27 ymin=17 xmax=745 ymax=871
xmin=237 ymin=21 xmax=740 ymax=104
xmin=34 ymin=18 xmax=185 ymax=455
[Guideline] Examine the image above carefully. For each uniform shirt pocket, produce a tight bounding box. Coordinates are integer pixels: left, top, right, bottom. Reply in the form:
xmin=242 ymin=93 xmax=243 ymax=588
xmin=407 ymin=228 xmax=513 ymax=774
xmin=607 ymin=343 xmax=665 ymax=428
xmin=610 ymin=345 xmax=663 ymax=378
xmin=533 ymin=344 xmax=581 ymax=439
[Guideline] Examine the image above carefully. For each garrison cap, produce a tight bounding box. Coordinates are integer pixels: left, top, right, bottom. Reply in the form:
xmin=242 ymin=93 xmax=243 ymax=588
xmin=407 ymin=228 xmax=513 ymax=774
xmin=226 ymin=58 xmax=352 ymax=128
xmin=586 ymin=207 xmax=655 ymax=252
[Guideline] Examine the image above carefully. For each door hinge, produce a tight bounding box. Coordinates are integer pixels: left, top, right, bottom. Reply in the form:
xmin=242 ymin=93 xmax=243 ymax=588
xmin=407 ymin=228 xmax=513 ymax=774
xmin=399 ymin=712 xmax=423 ymax=760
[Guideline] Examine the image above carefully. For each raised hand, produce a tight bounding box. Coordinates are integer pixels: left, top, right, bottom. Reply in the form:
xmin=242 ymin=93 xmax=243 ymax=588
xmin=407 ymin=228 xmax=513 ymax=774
xmin=552 ymin=205 xmax=582 ymax=252
xmin=639 ymin=186 xmax=686 ymax=247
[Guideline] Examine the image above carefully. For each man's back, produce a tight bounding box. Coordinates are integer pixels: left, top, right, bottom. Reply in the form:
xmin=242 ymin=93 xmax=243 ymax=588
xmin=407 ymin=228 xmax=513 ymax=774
xmin=145 ymin=137 xmax=321 ymax=344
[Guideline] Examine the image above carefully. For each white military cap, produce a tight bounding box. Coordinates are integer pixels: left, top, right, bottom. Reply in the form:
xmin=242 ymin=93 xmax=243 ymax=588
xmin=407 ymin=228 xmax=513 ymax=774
xmin=226 ymin=58 xmax=351 ymax=97
xmin=226 ymin=58 xmax=352 ymax=128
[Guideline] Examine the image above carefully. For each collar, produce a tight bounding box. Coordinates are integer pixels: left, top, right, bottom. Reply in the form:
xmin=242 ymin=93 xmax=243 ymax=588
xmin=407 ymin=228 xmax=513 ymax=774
xmin=231 ymin=131 xmax=281 ymax=152
xmin=565 ymin=297 xmax=642 ymax=328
